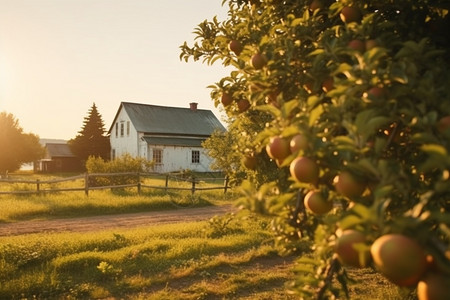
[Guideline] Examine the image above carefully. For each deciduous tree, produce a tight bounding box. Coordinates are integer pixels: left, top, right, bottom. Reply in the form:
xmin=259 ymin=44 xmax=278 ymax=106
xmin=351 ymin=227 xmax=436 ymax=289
xmin=0 ymin=112 xmax=44 ymax=176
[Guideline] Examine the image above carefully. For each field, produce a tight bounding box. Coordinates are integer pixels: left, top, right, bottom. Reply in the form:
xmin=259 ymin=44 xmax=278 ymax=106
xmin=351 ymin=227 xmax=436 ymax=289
xmin=0 ymin=173 xmax=404 ymax=299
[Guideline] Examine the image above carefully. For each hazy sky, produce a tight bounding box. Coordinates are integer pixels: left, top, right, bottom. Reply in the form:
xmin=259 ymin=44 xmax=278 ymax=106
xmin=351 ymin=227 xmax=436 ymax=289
xmin=0 ymin=0 xmax=230 ymax=140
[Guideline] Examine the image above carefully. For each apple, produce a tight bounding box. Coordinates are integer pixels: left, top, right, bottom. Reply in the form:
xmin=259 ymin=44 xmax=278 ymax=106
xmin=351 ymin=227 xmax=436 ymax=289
xmin=348 ymin=39 xmax=366 ymax=53
xmin=321 ymin=77 xmax=334 ymax=93
xmin=290 ymin=134 xmax=309 ymax=153
xmin=237 ymin=99 xmax=250 ymax=113
xmin=437 ymin=116 xmax=450 ymax=133
xmin=365 ymin=39 xmax=379 ymax=51
xmin=221 ymin=92 xmax=233 ymax=107
xmin=365 ymin=87 xmax=386 ymax=102
xmin=303 ymin=81 xmax=315 ymax=94
xmin=370 ymin=234 xmax=427 ymax=286
xmin=304 ymin=190 xmax=333 ymax=215
xmin=335 ymin=229 xmax=370 ymax=268
xmin=340 ymin=6 xmax=362 ymax=24
xmin=290 ymin=156 xmax=319 ymax=184
xmin=417 ymin=272 xmax=450 ymax=300
xmin=266 ymin=136 xmax=291 ymax=161
xmin=251 ymin=53 xmax=267 ymax=70
xmin=228 ymin=40 xmax=243 ymax=56
xmin=242 ymin=155 xmax=257 ymax=170
xmin=333 ymin=171 xmax=366 ymax=198
xmin=309 ymin=0 xmax=323 ymax=12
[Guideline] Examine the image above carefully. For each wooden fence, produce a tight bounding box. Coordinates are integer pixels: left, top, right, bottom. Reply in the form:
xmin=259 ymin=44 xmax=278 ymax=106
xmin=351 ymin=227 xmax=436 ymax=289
xmin=0 ymin=172 xmax=230 ymax=196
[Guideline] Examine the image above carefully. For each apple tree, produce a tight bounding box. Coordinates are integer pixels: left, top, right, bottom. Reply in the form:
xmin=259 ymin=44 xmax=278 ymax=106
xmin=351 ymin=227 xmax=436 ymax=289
xmin=181 ymin=0 xmax=450 ymax=298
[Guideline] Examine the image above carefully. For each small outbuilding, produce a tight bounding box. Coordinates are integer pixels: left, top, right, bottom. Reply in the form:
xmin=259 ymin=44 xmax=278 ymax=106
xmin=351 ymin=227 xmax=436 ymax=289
xmin=34 ymin=139 xmax=82 ymax=173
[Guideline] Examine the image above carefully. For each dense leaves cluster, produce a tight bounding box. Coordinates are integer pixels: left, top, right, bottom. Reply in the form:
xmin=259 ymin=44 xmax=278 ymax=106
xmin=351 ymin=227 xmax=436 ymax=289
xmin=0 ymin=112 xmax=44 ymax=176
xmin=182 ymin=0 xmax=450 ymax=298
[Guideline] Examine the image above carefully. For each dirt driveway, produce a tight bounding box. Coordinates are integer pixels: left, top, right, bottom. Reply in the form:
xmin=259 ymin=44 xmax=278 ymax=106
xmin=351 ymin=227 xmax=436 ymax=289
xmin=0 ymin=205 xmax=235 ymax=236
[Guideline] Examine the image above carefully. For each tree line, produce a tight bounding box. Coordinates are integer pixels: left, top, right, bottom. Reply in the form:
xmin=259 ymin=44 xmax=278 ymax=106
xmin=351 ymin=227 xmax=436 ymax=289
xmin=0 ymin=103 xmax=110 ymax=177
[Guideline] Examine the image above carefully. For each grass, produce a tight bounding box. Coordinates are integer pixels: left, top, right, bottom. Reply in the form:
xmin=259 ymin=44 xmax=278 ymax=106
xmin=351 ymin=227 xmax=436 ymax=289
xmin=0 ymin=172 xmax=235 ymax=223
xmin=0 ymin=173 xmax=404 ymax=299
xmin=0 ymin=213 xmax=298 ymax=299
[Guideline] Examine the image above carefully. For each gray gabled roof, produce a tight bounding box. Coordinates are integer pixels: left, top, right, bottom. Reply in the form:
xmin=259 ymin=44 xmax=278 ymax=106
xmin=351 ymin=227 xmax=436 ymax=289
xmin=45 ymin=143 xmax=75 ymax=158
xmin=109 ymin=102 xmax=225 ymax=136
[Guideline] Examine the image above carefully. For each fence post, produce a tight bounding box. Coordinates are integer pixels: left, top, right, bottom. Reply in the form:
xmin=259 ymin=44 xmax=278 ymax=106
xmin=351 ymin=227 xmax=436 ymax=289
xmin=137 ymin=172 xmax=141 ymax=195
xmin=165 ymin=174 xmax=169 ymax=192
xmin=224 ymin=176 xmax=229 ymax=194
xmin=84 ymin=173 xmax=89 ymax=196
xmin=36 ymin=179 xmax=40 ymax=193
xmin=191 ymin=176 xmax=196 ymax=195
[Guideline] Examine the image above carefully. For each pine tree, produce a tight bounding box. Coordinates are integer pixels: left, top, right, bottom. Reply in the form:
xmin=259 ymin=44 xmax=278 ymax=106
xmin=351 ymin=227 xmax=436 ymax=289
xmin=69 ymin=103 xmax=110 ymax=162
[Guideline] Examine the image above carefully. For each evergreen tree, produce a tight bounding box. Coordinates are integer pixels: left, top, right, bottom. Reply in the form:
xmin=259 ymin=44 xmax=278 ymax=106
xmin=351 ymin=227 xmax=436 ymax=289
xmin=69 ymin=103 xmax=110 ymax=162
xmin=0 ymin=112 xmax=44 ymax=176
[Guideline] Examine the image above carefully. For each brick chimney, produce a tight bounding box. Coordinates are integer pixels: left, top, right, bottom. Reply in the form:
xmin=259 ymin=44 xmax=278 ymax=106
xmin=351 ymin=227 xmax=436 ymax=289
xmin=189 ymin=102 xmax=198 ymax=111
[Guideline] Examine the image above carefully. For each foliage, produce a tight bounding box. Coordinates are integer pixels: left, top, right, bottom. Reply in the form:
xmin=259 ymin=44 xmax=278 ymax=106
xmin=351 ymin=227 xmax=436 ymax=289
xmin=0 ymin=112 xmax=44 ymax=176
xmin=181 ymin=0 xmax=450 ymax=298
xmin=85 ymin=154 xmax=154 ymax=187
xmin=68 ymin=103 xmax=110 ymax=162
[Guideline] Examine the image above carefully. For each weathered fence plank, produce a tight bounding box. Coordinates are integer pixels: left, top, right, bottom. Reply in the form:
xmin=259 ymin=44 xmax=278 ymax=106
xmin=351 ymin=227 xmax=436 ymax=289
xmin=0 ymin=172 xmax=230 ymax=196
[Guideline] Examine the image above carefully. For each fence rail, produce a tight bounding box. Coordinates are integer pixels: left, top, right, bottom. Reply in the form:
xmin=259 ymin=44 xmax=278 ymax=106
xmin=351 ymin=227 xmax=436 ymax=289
xmin=0 ymin=172 xmax=229 ymax=196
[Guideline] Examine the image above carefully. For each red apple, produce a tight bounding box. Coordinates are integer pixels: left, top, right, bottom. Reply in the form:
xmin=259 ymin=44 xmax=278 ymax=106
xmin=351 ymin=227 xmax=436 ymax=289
xmin=304 ymin=190 xmax=333 ymax=215
xmin=266 ymin=136 xmax=291 ymax=161
xmin=417 ymin=272 xmax=450 ymax=300
xmin=365 ymin=39 xmax=379 ymax=51
xmin=348 ymin=39 xmax=366 ymax=53
xmin=251 ymin=53 xmax=267 ymax=70
xmin=365 ymin=87 xmax=386 ymax=102
xmin=228 ymin=40 xmax=243 ymax=55
xmin=340 ymin=6 xmax=362 ymax=24
xmin=322 ymin=77 xmax=334 ymax=93
xmin=437 ymin=116 xmax=450 ymax=133
xmin=335 ymin=229 xmax=370 ymax=268
xmin=333 ymin=171 xmax=366 ymax=198
xmin=290 ymin=134 xmax=309 ymax=153
xmin=237 ymin=99 xmax=251 ymax=113
xmin=290 ymin=156 xmax=319 ymax=184
xmin=371 ymin=234 xmax=427 ymax=286
xmin=221 ymin=92 xmax=233 ymax=107
xmin=242 ymin=155 xmax=257 ymax=170
xmin=309 ymin=0 xmax=324 ymax=12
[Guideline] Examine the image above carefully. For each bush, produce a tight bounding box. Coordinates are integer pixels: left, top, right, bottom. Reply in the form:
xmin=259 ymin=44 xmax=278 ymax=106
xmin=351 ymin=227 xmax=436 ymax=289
xmin=85 ymin=154 xmax=153 ymax=187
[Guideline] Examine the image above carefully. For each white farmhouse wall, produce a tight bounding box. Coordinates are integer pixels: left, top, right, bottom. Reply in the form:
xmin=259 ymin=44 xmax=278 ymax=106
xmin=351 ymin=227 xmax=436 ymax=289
xmin=148 ymin=145 xmax=213 ymax=173
xmin=110 ymin=109 xmax=139 ymax=158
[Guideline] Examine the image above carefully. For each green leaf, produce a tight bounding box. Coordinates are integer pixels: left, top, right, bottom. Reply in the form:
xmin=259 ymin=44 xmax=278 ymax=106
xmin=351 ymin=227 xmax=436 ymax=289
xmin=338 ymin=215 xmax=364 ymax=230
xmin=350 ymin=203 xmax=371 ymax=219
xmin=308 ymin=104 xmax=323 ymax=127
xmin=420 ymin=144 xmax=448 ymax=156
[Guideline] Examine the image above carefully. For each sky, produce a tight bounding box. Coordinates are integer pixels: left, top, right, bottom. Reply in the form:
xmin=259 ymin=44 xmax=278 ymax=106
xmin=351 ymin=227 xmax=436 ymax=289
xmin=0 ymin=0 xmax=230 ymax=140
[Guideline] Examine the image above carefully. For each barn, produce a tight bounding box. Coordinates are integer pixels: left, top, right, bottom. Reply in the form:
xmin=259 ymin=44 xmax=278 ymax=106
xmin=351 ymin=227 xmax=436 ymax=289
xmin=108 ymin=102 xmax=226 ymax=173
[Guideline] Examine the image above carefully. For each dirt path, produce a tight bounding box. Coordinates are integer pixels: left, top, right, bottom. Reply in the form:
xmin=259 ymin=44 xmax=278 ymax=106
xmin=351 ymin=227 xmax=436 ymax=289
xmin=0 ymin=205 xmax=235 ymax=236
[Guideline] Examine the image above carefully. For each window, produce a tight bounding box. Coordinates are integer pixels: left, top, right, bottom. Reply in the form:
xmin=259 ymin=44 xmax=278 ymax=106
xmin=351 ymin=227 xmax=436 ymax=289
xmin=120 ymin=122 xmax=124 ymax=137
xmin=192 ymin=150 xmax=200 ymax=164
xmin=153 ymin=149 xmax=162 ymax=164
xmin=115 ymin=123 xmax=118 ymax=138
xmin=126 ymin=121 xmax=130 ymax=136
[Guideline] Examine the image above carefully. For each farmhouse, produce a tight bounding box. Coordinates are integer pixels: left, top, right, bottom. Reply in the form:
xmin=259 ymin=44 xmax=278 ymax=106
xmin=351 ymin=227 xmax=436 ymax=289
xmin=34 ymin=139 xmax=83 ymax=173
xmin=108 ymin=102 xmax=226 ymax=173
